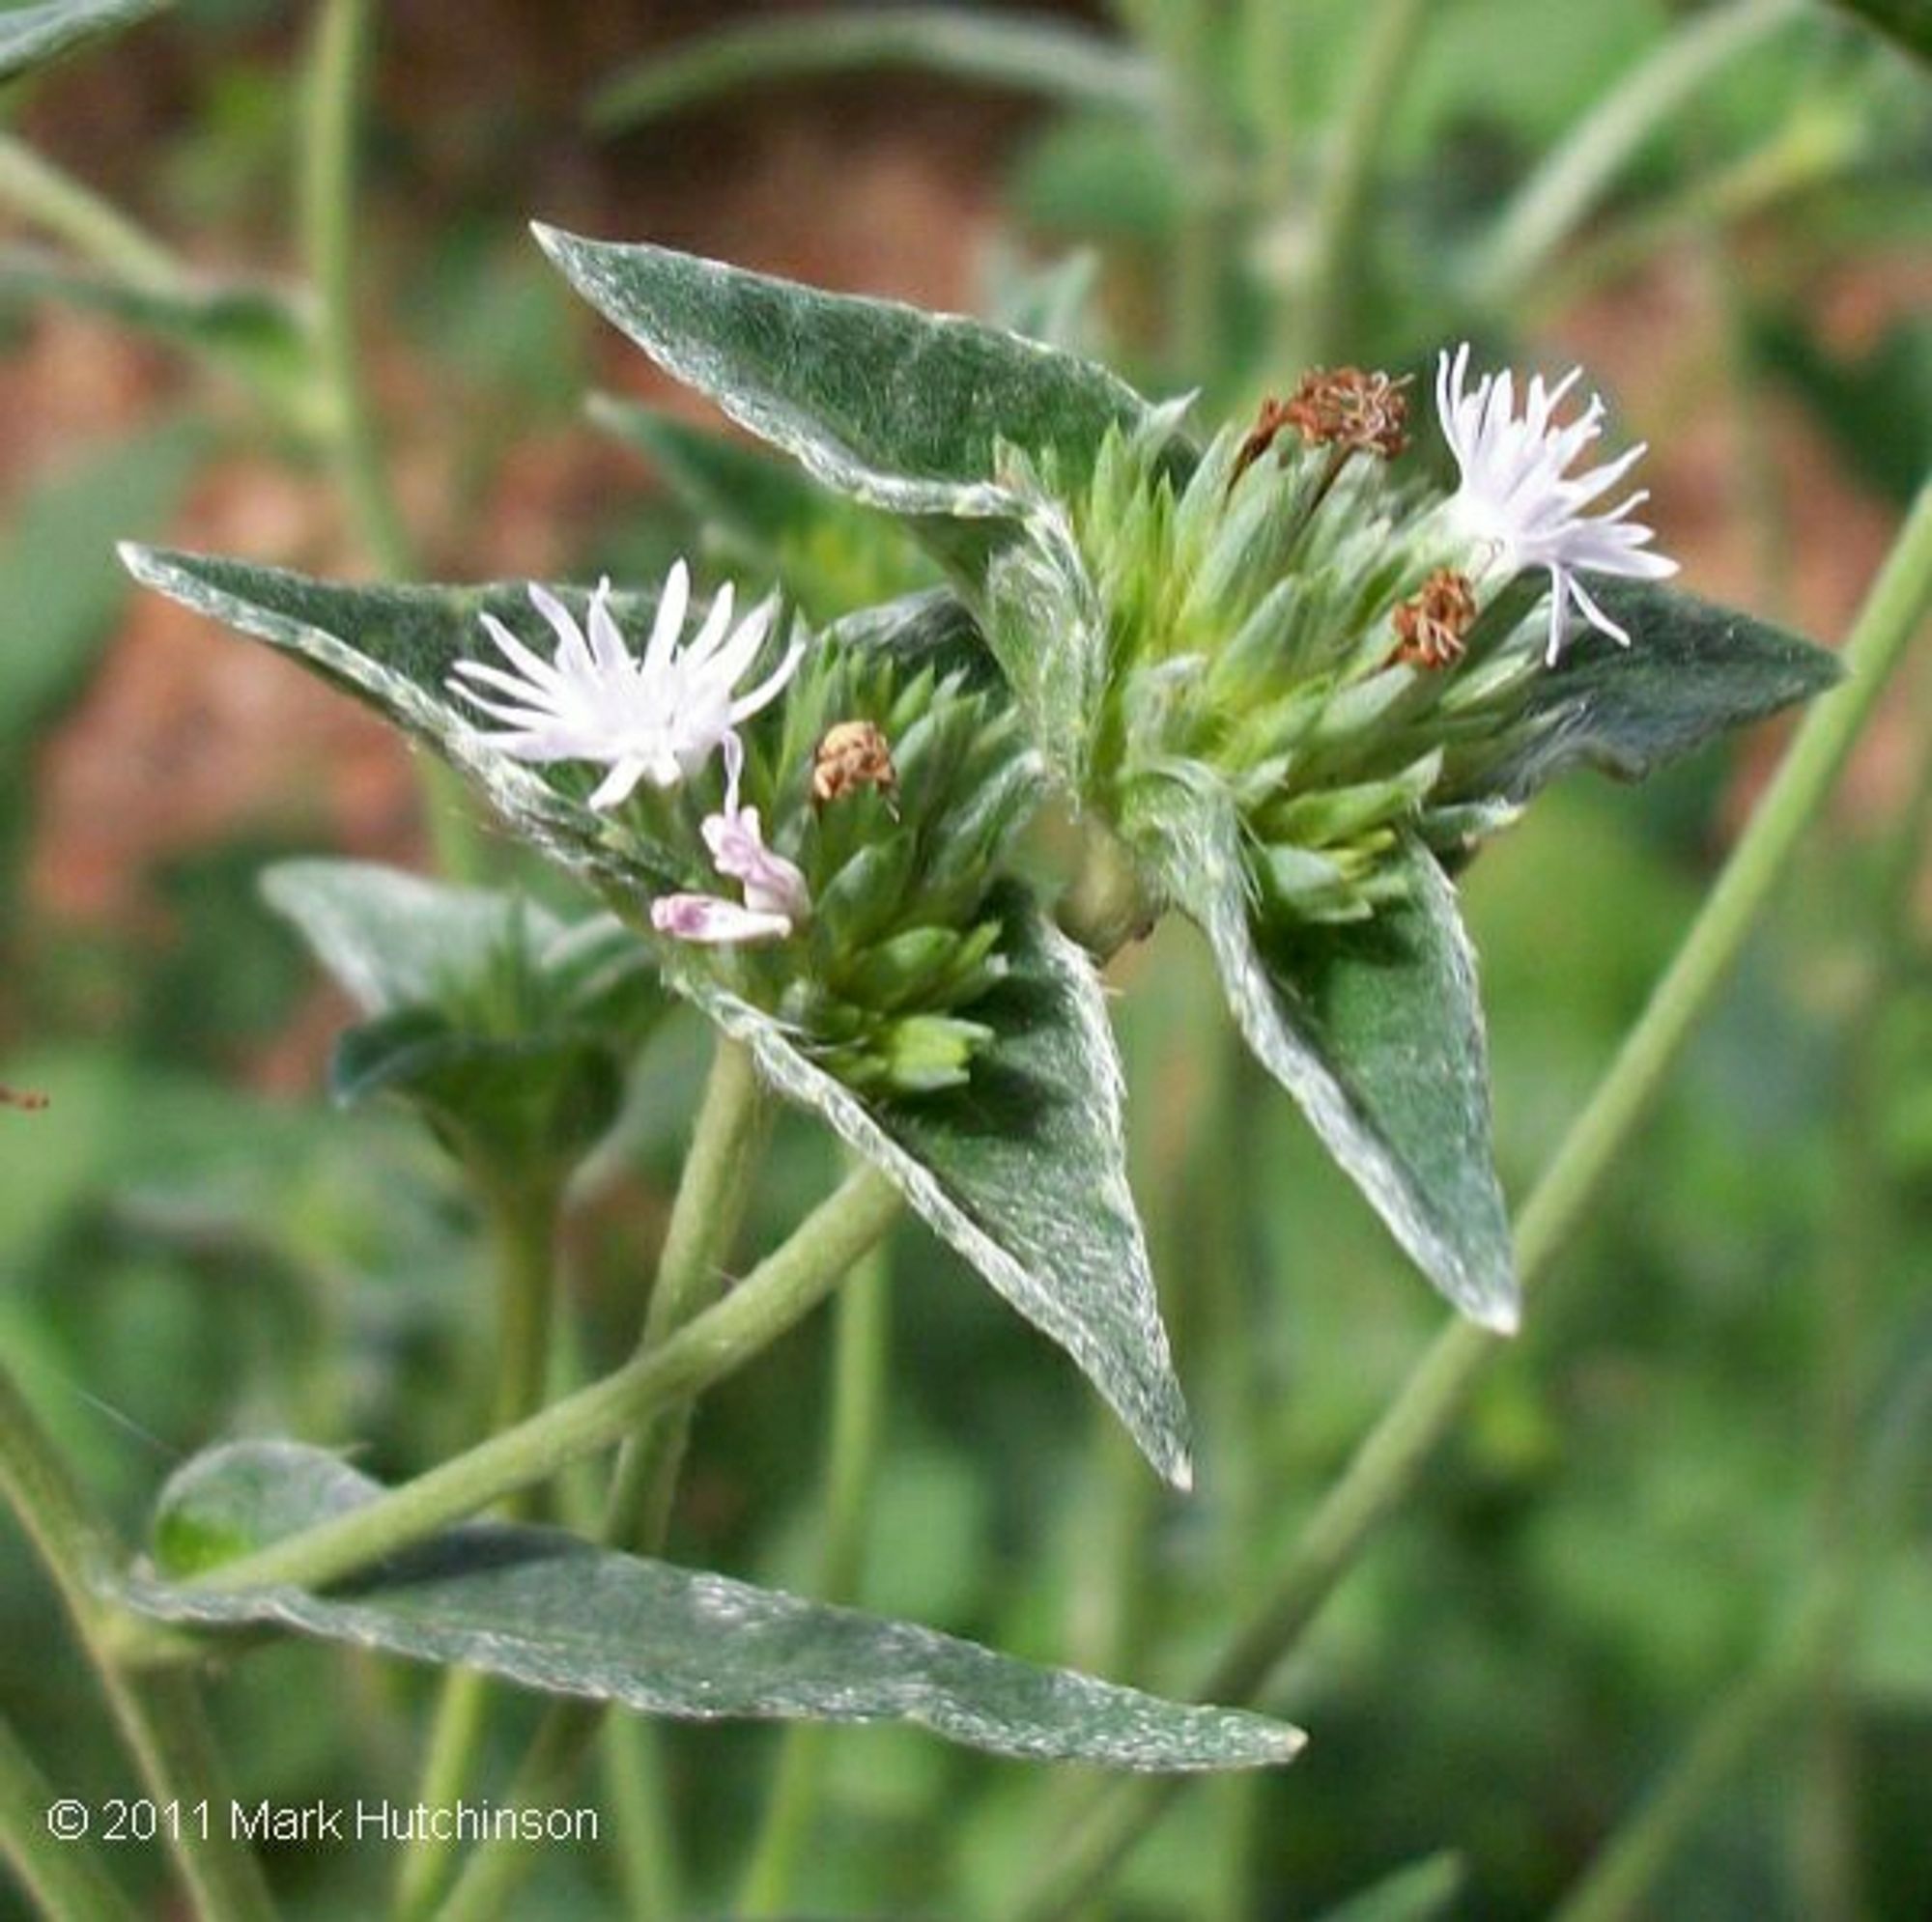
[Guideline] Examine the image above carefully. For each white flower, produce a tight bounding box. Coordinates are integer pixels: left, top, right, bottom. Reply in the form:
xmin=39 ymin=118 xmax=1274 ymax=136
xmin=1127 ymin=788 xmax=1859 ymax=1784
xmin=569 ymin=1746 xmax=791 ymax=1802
xmin=651 ymin=735 xmax=810 ymax=947
xmin=1436 ymin=342 xmax=1679 ymax=664
xmin=449 ymin=561 xmax=804 ymax=808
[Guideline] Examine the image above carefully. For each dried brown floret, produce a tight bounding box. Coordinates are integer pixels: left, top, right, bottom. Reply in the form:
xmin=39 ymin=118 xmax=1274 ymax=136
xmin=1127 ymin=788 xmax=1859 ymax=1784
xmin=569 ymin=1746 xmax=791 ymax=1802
xmin=811 ymin=720 xmax=899 ymax=807
xmin=1281 ymin=366 xmax=1412 ymax=460
xmin=1391 ymin=569 xmax=1478 ymax=669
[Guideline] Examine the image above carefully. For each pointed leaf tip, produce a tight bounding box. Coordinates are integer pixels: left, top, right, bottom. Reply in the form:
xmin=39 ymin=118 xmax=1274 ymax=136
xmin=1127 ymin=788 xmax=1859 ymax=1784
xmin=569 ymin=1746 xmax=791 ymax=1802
xmin=1131 ymin=781 xmax=1519 ymax=1330
xmin=134 ymin=1443 xmax=1303 ymax=1770
xmin=686 ymin=890 xmax=1193 ymax=1484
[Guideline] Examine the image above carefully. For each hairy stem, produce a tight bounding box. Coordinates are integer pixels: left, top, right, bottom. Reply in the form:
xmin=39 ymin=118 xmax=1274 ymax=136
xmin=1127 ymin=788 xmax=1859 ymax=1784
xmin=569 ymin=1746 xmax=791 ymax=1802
xmin=738 ymin=1234 xmax=892 ymax=1912
xmin=178 ymin=1164 xmax=900 ymax=1599
xmin=1011 ymin=475 xmax=1932 ymax=1919
xmin=1795 ymin=675 xmax=1932 ymax=1917
xmin=1550 ymin=1642 xmax=1815 ymax=1922
xmin=604 ymin=1037 xmax=768 ymax=1550
xmin=0 ymin=1368 xmax=276 ymax=1922
xmin=431 ymin=1170 xmax=901 ymax=1922
xmin=589 ymin=5 xmax=1154 ymax=132
xmin=301 ymin=0 xmax=476 ymax=879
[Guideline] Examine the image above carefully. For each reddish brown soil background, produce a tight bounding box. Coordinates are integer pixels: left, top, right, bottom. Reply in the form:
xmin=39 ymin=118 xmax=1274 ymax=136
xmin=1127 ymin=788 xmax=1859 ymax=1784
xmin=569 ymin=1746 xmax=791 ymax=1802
xmin=5 ymin=0 xmax=1923 ymax=1063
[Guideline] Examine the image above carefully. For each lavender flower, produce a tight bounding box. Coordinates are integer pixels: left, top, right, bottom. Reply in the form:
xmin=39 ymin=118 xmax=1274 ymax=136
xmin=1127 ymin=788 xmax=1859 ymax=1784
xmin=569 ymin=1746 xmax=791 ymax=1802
xmin=652 ymin=735 xmax=810 ymax=947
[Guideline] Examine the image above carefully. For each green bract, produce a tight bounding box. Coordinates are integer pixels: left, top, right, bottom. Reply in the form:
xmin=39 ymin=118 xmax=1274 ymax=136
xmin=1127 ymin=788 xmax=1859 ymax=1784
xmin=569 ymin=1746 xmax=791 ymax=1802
xmin=536 ymin=230 xmax=1843 ymax=1332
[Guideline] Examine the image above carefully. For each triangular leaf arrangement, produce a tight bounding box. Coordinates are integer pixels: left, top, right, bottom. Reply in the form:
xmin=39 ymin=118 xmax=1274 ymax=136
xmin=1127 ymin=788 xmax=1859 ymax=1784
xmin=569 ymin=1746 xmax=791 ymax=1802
xmin=124 ymin=547 xmax=1193 ymax=1484
xmin=532 ymin=231 xmax=1840 ymax=1328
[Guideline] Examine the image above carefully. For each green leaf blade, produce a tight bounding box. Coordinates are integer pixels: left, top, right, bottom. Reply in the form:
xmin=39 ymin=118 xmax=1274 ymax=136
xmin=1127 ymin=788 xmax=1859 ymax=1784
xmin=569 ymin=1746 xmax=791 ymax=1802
xmin=1499 ymin=581 xmax=1843 ymax=797
xmin=1134 ymin=777 xmax=1517 ymax=1331
xmin=535 ymin=227 xmax=1157 ymax=517
xmin=261 ymin=860 xmax=563 ymax=1016
xmin=587 ymin=7 xmax=1156 ymax=132
xmin=118 ymin=546 xmax=685 ymax=893
xmin=133 ymin=1443 xmax=1301 ymax=1771
xmin=689 ymin=887 xmax=1193 ymax=1486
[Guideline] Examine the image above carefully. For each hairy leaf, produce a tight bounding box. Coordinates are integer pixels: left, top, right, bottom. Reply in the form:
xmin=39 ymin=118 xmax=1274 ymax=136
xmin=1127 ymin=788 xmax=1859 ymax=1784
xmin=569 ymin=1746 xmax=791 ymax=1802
xmin=262 ymin=861 xmax=567 ymax=1016
xmin=119 ymin=546 xmax=687 ymax=891
xmin=1130 ymin=773 xmax=1517 ymax=1330
xmin=133 ymin=1443 xmax=1299 ymax=1769
xmin=536 ymin=227 xmax=1157 ymax=518
xmin=0 ymin=247 xmax=317 ymax=422
xmin=1497 ymin=581 xmax=1842 ymax=798
xmin=683 ymin=886 xmax=1193 ymax=1485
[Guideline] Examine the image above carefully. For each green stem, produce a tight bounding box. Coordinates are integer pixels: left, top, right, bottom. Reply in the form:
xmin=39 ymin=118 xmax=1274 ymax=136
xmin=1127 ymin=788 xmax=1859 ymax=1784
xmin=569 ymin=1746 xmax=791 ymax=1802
xmin=1156 ymin=0 xmax=1233 ymax=384
xmin=173 ymin=1164 xmax=897 ymax=1600
xmin=1009 ymin=475 xmax=1932 ymax=1921
xmin=1523 ymin=103 xmax=1866 ymax=322
xmin=302 ymin=0 xmax=412 ymax=579
xmin=738 ymin=1234 xmax=892 ymax=1914
xmin=604 ymin=1036 xmax=768 ymax=1551
xmin=0 ymin=134 xmax=185 ymax=291
xmin=300 ymin=0 xmax=477 ymax=882
xmin=1471 ymin=0 xmax=1805 ymax=312
xmin=402 ymin=1039 xmax=768 ymax=1920
xmin=1059 ymin=818 xmax=1155 ymax=960
xmin=431 ymin=1176 xmax=901 ymax=1922
xmin=1550 ymin=1651 xmax=1812 ymax=1922
xmin=0 ymin=1711 xmax=140 ymax=1922
xmin=393 ymin=1176 xmax=562 ymax=1919
xmin=1293 ymin=0 xmax=1435 ymax=366
xmin=479 ymin=1179 xmax=565 ymax=1462
xmin=0 ymin=1368 xmax=276 ymax=1922
xmin=598 ymin=1715 xmax=682 ymax=1921
xmin=1794 ymin=681 xmax=1932 ymax=1919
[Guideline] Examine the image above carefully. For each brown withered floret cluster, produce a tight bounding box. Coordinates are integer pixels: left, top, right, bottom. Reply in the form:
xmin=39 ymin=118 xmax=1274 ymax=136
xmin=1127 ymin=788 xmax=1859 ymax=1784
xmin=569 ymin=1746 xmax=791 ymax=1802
xmin=1391 ymin=568 xmax=1478 ymax=670
xmin=810 ymin=720 xmax=898 ymax=808
xmin=1234 ymin=366 xmax=1412 ymax=483
xmin=1282 ymin=366 xmax=1412 ymax=460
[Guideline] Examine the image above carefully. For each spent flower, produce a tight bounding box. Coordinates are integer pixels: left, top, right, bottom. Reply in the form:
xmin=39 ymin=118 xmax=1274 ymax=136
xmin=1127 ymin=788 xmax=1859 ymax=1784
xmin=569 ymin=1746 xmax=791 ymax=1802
xmin=1435 ymin=342 xmax=1678 ymax=664
xmin=449 ymin=561 xmax=803 ymax=807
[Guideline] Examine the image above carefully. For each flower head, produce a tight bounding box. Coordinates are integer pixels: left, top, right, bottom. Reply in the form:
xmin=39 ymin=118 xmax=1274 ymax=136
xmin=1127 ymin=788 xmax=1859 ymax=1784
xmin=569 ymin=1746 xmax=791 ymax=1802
xmin=1435 ymin=343 xmax=1678 ymax=664
xmin=651 ymin=735 xmax=810 ymax=947
xmin=449 ymin=562 xmax=804 ymax=808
